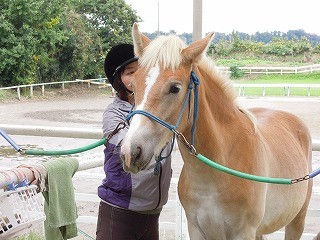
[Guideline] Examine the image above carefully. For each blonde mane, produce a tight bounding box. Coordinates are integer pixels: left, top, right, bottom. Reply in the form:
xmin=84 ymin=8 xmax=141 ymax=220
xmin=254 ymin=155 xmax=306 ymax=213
xmin=197 ymin=55 xmax=257 ymax=128
xmin=139 ymin=35 xmax=186 ymax=71
xmin=197 ymin=56 xmax=237 ymax=102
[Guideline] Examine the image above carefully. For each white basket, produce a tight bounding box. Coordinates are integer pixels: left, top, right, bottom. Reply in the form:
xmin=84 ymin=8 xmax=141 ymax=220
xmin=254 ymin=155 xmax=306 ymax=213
xmin=0 ymin=185 xmax=46 ymax=239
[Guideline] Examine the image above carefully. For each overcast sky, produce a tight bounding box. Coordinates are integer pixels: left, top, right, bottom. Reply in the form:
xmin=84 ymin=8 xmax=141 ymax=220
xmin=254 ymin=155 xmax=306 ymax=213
xmin=125 ymin=0 xmax=319 ymax=36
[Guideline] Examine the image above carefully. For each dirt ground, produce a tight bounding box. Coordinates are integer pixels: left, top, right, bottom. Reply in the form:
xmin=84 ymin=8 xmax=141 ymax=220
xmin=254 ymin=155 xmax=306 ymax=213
xmin=0 ymin=86 xmax=319 ymax=239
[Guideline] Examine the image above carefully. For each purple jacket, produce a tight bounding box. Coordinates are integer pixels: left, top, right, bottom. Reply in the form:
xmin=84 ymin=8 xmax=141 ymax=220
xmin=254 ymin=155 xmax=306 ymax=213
xmin=98 ymin=96 xmax=172 ymax=213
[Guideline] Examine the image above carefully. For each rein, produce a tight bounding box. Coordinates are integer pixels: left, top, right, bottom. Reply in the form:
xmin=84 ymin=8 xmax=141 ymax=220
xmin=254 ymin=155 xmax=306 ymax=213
xmin=125 ymin=71 xmax=320 ymax=185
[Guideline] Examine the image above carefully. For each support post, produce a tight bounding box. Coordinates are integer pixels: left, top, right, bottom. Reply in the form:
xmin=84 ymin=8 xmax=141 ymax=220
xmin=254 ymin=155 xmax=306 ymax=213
xmin=30 ymin=86 xmax=33 ymax=98
xmin=193 ymin=0 xmax=202 ymax=41
xmin=17 ymin=87 xmax=21 ymax=100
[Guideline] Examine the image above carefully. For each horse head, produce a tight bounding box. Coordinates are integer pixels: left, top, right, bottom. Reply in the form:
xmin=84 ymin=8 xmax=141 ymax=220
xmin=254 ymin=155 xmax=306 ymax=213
xmin=120 ymin=23 xmax=214 ymax=173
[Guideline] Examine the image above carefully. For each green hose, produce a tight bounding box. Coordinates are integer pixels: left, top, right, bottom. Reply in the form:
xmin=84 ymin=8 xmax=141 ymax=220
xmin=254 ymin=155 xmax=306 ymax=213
xmin=197 ymin=153 xmax=292 ymax=185
xmin=22 ymin=136 xmax=294 ymax=184
xmin=24 ymin=138 xmax=106 ymax=156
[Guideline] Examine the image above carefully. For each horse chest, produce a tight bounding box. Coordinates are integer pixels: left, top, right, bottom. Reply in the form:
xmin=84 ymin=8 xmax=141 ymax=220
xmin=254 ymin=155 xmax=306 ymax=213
xmin=178 ymin=170 xmax=264 ymax=238
xmin=179 ymin=182 xmax=235 ymax=229
xmin=181 ymin=193 xmax=242 ymax=238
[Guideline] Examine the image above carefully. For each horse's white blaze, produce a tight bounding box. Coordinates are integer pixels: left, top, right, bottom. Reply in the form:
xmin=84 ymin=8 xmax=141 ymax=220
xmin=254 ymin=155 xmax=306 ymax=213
xmin=137 ymin=65 xmax=160 ymax=110
xmin=124 ymin=65 xmax=160 ymax=146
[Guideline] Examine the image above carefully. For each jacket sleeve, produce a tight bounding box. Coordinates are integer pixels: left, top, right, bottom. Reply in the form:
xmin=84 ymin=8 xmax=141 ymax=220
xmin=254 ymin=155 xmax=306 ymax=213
xmin=102 ymin=105 xmax=129 ymax=146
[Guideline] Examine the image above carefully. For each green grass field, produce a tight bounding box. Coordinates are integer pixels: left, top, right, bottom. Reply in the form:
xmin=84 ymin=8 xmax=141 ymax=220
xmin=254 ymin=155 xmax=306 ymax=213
xmin=231 ymin=72 xmax=320 ymax=97
xmin=237 ymin=72 xmax=320 ymax=84
xmin=212 ymin=52 xmax=320 ymax=97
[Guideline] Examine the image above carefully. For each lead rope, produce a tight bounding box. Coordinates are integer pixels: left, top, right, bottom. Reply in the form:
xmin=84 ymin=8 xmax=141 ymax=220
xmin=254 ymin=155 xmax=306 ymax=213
xmin=154 ymin=134 xmax=176 ymax=176
xmin=0 ymin=122 xmax=126 ymax=156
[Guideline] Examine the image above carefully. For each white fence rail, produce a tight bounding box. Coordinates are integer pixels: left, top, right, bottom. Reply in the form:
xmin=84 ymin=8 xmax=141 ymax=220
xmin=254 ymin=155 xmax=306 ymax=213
xmin=219 ymin=64 xmax=320 ymax=75
xmin=1 ymin=124 xmax=319 ymax=151
xmin=234 ymin=83 xmax=320 ymax=97
xmin=0 ymin=78 xmax=114 ymax=100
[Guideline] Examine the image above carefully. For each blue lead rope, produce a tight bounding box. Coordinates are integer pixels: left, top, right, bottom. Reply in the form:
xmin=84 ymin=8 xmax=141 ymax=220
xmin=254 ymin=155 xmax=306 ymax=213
xmin=126 ymin=110 xmax=176 ymax=131
xmin=0 ymin=128 xmax=22 ymax=152
xmin=190 ymin=71 xmax=200 ymax=146
xmin=309 ymin=168 xmax=320 ymax=178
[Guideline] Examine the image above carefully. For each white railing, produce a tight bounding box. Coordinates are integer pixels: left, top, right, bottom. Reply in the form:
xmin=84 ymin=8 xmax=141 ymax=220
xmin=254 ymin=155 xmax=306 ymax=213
xmin=219 ymin=64 xmax=320 ymax=75
xmin=0 ymin=78 xmax=114 ymax=100
xmin=0 ymin=126 xmax=319 ymax=239
xmin=234 ymin=83 xmax=320 ymax=97
xmin=1 ymin=124 xmax=319 ymax=151
xmin=1 ymin=64 xmax=319 ymax=99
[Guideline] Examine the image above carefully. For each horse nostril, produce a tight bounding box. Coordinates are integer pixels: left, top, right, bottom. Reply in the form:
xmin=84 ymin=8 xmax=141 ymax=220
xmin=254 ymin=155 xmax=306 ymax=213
xmin=132 ymin=146 xmax=142 ymax=165
xmin=120 ymin=152 xmax=125 ymax=163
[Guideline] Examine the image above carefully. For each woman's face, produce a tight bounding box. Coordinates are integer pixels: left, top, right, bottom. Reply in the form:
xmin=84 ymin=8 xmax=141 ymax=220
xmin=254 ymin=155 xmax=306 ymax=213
xmin=121 ymin=61 xmax=138 ymax=92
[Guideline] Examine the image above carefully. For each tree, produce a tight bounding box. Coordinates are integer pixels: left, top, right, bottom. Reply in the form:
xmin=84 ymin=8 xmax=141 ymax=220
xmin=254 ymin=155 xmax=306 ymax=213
xmin=0 ymin=0 xmax=138 ymax=86
xmin=0 ymin=0 xmax=67 ymax=85
xmin=74 ymin=0 xmax=141 ymax=52
xmin=0 ymin=0 xmax=84 ymax=85
xmin=37 ymin=10 xmax=104 ymax=81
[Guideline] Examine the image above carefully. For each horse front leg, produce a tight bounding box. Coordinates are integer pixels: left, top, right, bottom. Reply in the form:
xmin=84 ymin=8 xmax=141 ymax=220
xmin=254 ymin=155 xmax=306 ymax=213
xmin=187 ymin=218 xmax=258 ymax=240
xmin=187 ymin=220 xmax=207 ymax=240
xmin=255 ymin=235 xmax=268 ymax=240
xmin=284 ymin=202 xmax=309 ymax=240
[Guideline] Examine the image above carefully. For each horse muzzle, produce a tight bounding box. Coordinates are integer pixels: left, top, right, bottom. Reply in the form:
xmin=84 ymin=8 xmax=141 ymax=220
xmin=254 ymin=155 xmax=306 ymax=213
xmin=120 ymin=142 xmax=153 ymax=174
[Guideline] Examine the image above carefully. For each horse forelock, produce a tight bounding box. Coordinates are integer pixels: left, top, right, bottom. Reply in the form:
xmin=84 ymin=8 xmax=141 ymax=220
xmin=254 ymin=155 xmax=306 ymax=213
xmin=139 ymin=35 xmax=186 ymax=71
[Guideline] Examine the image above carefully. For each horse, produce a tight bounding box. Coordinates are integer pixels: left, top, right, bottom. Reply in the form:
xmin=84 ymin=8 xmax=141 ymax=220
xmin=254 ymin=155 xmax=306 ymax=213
xmin=120 ymin=23 xmax=313 ymax=239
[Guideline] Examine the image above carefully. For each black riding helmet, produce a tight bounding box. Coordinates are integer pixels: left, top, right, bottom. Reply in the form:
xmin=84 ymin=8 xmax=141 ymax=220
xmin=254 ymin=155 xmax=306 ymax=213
xmin=104 ymin=43 xmax=138 ymax=92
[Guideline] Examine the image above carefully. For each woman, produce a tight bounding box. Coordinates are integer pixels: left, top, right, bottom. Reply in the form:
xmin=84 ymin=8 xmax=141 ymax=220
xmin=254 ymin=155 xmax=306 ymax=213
xmin=96 ymin=43 xmax=172 ymax=240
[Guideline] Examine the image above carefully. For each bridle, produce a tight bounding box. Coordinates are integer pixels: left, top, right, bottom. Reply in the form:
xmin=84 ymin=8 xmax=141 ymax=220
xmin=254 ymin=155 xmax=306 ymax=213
xmin=125 ymin=70 xmax=200 ymax=175
xmin=126 ymin=71 xmax=200 ymax=154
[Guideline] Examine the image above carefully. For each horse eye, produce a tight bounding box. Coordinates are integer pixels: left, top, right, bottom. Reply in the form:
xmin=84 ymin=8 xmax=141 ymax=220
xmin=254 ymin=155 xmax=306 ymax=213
xmin=169 ymin=85 xmax=181 ymax=94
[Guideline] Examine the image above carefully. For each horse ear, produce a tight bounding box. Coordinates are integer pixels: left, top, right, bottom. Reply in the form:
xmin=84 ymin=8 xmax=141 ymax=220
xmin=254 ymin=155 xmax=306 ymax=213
xmin=132 ymin=22 xmax=151 ymax=57
xmin=181 ymin=32 xmax=215 ymax=64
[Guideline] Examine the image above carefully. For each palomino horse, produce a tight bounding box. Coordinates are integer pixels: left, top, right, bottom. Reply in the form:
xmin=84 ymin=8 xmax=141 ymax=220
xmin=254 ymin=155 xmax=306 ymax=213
xmin=121 ymin=23 xmax=313 ymax=239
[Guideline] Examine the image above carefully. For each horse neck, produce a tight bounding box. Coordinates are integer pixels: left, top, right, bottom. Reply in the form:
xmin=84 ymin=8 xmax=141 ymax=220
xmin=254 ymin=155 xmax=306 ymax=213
xmin=180 ymin=67 xmax=254 ymax=167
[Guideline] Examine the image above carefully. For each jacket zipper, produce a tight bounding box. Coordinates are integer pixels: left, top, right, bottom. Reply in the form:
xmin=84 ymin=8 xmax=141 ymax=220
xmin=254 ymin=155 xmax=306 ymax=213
xmin=153 ymin=163 xmax=162 ymax=210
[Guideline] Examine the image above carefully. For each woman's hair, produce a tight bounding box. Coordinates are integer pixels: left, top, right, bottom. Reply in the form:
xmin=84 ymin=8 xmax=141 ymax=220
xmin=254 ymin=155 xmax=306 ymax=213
xmin=104 ymin=43 xmax=137 ymax=102
xmin=113 ymin=72 xmax=129 ymax=102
